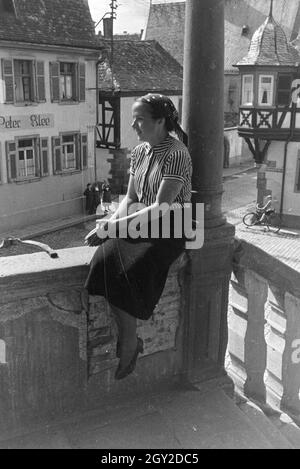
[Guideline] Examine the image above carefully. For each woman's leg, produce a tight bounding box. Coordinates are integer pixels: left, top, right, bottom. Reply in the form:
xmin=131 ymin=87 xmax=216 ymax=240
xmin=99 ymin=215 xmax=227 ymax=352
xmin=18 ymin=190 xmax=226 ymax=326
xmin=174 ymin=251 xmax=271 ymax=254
xmin=109 ymin=303 xmax=137 ymax=368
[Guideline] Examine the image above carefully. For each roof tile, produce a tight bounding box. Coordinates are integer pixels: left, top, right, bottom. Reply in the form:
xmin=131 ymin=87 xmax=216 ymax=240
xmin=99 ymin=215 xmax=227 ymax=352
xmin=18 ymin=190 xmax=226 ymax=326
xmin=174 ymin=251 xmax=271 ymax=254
xmin=98 ymin=40 xmax=183 ymax=93
xmin=0 ymin=0 xmax=99 ymax=49
xmin=237 ymin=15 xmax=300 ymax=66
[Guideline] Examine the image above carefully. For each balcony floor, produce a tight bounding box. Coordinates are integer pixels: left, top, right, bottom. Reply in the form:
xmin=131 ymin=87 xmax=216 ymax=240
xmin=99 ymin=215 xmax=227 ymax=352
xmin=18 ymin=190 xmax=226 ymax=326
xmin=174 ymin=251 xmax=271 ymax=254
xmin=0 ymin=378 xmax=297 ymax=449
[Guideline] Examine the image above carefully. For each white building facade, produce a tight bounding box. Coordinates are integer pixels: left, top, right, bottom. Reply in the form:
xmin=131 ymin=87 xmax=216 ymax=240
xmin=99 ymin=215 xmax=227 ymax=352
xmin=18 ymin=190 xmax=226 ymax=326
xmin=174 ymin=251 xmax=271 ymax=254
xmin=0 ymin=0 xmax=100 ymax=234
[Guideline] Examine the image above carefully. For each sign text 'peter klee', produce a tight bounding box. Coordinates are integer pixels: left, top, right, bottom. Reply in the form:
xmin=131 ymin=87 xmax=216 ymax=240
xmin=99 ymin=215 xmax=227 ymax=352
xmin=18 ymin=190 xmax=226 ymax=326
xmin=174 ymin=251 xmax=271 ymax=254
xmin=0 ymin=114 xmax=54 ymax=131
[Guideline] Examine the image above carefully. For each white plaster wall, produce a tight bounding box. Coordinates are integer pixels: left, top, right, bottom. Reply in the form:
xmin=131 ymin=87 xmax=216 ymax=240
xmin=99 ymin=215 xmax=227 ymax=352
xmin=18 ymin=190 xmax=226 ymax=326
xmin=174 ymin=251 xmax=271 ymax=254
xmin=224 ymin=128 xmax=245 ymax=165
xmin=0 ymin=47 xmax=97 ymax=233
xmin=283 ymin=143 xmax=300 ymax=216
xmin=265 ymin=141 xmax=300 ymax=217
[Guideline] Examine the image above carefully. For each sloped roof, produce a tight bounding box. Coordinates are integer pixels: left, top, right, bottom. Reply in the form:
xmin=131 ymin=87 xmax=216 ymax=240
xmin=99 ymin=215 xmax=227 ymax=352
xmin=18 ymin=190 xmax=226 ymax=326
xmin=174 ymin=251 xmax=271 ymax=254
xmin=237 ymin=14 xmax=299 ymax=66
xmin=145 ymin=0 xmax=300 ymax=72
xmin=145 ymin=2 xmax=185 ymax=65
xmin=98 ymin=40 xmax=183 ymax=93
xmin=0 ymin=0 xmax=99 ymax=49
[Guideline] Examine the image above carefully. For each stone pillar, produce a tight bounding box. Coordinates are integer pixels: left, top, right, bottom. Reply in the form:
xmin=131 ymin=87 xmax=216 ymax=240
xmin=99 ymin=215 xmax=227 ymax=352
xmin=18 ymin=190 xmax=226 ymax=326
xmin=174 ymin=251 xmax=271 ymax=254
xmin=183 ymin=0 xmax=225 ymax=228
xmin=182 ymin=0 xmax=235 ymax=383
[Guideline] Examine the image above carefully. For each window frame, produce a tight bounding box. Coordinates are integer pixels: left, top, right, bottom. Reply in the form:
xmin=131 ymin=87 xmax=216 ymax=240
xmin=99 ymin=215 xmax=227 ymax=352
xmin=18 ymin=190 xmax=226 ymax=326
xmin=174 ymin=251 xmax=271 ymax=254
xmin=17 ymin=138 xmax=36 ymax=178
xmin=5 ymin=134 xmax=47 ymax=182
xmin=14 ymin=59 xmax=35 ymax=104
xmin=59 ymin=62 xmax=77 ymax=102
xmin=2 ymin=58 xmax=45 ymax=105
xmin=52 ymin=131 xmax=87 ymax=175
xmin=258 ymin=74 xmax=274 ymax=107
xmin=241 ymin=74 xmax=254 ymax=106
xmin=50 ymin=61 xmax=85 ymax=104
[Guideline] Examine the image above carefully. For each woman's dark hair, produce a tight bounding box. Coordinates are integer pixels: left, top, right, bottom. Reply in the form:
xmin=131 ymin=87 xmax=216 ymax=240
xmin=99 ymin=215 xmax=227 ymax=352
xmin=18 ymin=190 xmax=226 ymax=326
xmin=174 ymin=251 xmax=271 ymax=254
xmin=136 ymin=94 xmax=188 ymax=146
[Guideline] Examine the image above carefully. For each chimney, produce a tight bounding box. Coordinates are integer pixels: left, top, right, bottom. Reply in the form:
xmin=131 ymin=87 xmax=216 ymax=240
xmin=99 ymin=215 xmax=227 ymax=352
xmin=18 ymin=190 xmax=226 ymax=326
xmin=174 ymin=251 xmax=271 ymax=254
xmin=103 ymin=17 xmax=113 ymax=39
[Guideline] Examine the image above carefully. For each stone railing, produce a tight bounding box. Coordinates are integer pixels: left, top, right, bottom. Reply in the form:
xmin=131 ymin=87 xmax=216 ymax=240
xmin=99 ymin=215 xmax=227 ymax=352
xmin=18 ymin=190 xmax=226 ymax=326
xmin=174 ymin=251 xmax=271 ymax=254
xmin=227 ymin=239 xmax=300 ymax=419
xmin=0 ymin=247 xmax=189 ymax=437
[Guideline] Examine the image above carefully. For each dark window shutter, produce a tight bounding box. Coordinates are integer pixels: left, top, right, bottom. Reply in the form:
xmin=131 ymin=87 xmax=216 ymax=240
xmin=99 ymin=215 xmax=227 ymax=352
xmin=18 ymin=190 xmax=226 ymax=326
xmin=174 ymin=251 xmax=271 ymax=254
xmin=33 ymin=139 xmax=41 ymax=177
xmin=50 ymin=62 xmax=60 ymax=102
xmin=73 ymin=62 xmax=79 ymax=101
xmin=52 ymin=136 xmax=62 ymax=173
xmin=40 ymin=138 xmax=49 ymax=176
xmin=81 ymin=133 xmax=88 ymax=169
xmin=75 ymin=134 xmax=81 ymax=170
xmin=36 ymin=61 xmax=46 ymax=102
xmin=2 ymin=59 xmax=14 ymax=103
xmin=79 ymin=63 xmax=86 ymax=102
xmin=6 ymin=141 xmax=17 ymax=181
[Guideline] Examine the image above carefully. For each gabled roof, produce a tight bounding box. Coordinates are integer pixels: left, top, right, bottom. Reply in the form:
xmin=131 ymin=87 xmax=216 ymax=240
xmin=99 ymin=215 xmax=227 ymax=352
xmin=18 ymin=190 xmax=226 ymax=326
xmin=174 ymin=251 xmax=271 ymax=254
xmin=98 ymin=40 xmax=183 ymax=93
xmin=145 ymin=0 xmax=300 ymax=72
xmin=0 ymin=0 xmax=99 ymax=50
xmin=237 ymin=14 xmax=299 ymax=66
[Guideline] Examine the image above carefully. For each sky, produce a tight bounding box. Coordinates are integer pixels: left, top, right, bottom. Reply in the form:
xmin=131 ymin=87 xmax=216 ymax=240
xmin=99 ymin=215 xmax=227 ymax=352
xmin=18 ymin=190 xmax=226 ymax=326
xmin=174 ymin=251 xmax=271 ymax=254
xmin=88 ymin=0 xmax=183 ymax=35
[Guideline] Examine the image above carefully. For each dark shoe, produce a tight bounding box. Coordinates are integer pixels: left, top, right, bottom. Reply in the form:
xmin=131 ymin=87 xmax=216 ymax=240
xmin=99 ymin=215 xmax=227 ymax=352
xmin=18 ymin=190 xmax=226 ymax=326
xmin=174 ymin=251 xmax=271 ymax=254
xmin=115 ymin=337 xmax=144 ymax=380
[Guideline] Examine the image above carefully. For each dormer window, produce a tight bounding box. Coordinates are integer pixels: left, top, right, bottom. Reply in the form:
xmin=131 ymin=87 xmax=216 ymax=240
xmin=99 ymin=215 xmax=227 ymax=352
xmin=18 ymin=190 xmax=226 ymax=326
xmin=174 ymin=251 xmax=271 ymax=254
xmin=242 ymin=75 xmax=254 ymax=105
xmin=0 ymin=0 xmax=16 ymax=14
xmin=258 ymin=75 xmax=274 ymax=106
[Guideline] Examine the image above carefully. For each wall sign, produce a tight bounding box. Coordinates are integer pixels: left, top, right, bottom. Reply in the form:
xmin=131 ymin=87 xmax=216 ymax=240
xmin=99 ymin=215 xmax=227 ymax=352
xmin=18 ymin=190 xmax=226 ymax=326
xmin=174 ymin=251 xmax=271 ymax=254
xmin=0 ymin=114 xmax=54 ymax=131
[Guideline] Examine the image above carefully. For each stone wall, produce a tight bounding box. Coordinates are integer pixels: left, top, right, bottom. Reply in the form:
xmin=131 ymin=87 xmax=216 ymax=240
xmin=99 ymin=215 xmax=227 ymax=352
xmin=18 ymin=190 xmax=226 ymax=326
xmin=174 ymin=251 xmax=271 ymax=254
xmin=0 ymin=247 xmax=188 ymax=438
xmin=228 ymin=239 xmax=300 ymax=418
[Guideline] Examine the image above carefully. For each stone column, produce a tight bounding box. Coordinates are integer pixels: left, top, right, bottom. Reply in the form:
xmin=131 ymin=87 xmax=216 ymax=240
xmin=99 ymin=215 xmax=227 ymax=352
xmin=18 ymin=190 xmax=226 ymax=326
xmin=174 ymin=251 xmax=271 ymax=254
xmin=182 ymin=0 xmax=235 ymax=383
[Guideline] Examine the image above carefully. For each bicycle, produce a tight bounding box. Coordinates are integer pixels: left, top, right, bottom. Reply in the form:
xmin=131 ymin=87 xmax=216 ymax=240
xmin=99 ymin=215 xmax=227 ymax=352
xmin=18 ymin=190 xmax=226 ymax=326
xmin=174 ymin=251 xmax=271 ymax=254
xmin=243 ymin=204 xmax=282 ymax=233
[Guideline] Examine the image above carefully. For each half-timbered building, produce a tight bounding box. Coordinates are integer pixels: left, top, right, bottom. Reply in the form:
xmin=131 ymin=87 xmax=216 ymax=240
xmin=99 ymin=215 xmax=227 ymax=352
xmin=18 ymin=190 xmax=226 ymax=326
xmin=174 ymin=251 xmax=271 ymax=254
xmin=236 ymin=2 xmax=300 ymax=228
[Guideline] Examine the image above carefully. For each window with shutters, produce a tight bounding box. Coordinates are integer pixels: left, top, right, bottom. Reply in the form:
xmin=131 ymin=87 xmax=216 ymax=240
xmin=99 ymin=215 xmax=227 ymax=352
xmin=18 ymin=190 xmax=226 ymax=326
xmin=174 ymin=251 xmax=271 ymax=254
xmin=1 ymin=58 xmax=45 ymax=104
xmin=52 ymin=132 xmax=86 ymax=174
xmin=50 ymin=62 xmax=85 ymax=103
xmin=6 ymin=136 xmax=49 ymax=182
xmin=96 ymin=95 xmax=120 ymax=148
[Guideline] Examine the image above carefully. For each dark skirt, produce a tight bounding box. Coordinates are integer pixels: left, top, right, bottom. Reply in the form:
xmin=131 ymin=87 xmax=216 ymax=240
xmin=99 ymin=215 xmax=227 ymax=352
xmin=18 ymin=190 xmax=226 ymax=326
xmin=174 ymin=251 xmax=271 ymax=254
xmin=84 ymin=229 xmax=185 ymax=320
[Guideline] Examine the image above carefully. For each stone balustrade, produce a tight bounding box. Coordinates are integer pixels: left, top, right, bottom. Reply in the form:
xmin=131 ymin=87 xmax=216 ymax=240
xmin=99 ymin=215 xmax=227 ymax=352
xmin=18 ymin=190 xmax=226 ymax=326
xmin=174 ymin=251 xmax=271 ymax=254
xmin=228 ymin=239 xmax=300 ymax=418
xmin=0 ymin=247 xmax=188 ymax=437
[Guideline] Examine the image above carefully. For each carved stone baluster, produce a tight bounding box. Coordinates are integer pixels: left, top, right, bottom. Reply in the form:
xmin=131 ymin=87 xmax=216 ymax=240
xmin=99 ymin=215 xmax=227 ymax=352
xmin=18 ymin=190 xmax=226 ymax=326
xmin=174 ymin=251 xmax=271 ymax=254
xmin=264 ymin=284 xmax=286 ymax=410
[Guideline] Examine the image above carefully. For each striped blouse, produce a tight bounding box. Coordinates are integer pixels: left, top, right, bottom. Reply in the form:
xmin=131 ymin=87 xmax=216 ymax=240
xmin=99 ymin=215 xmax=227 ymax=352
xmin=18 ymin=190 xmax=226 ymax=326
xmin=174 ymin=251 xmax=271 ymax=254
xmin=130 ymin=135 xmax=192 ymax=207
